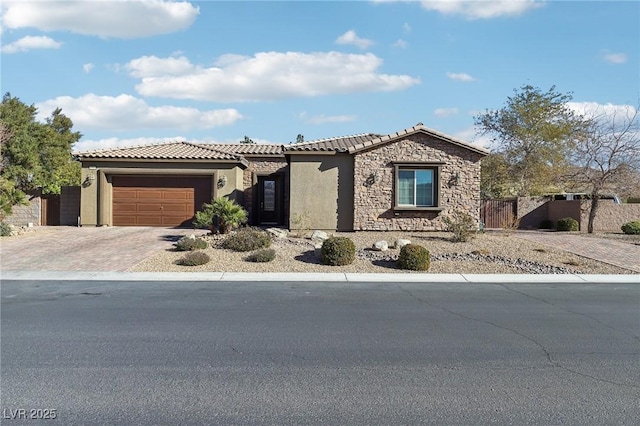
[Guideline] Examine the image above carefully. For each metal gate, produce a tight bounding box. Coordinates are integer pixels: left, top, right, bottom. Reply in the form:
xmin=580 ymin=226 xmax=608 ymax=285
xmin=481 ymin=198 xmax=517 ymax=229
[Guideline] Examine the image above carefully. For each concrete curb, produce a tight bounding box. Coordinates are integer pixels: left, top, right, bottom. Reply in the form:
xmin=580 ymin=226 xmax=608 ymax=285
xmin=1 ymin=271 xmax=638 ymax=284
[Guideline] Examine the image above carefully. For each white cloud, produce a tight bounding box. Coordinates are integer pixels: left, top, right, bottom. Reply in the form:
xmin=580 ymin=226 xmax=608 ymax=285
xmin=299 ymin=112 xmax=357 ymax=125
xmin=336 ymin=30 xmax=374 ymax=50
xmin=129 ymin=52 xmax=420 ymax=102
xmin=566 ymin=101 xmax=638 ymax=123
xmin=602 ymin=52 xmax=628 ymax=64
xmin=393 ymin=39 xmax=408 ymax=49
xmin=1 ymin=0 xmax=199 ymax=39
xmin=434 ymin=107 xmax=459 ymax=118
xmin=446 ymin=72 xmax=476 ymax=82
xmin=126 ymin=55 xmax=196 ymax=78
xmin=1 ymin=35 xmax=61 ymax=53
xmin=454 ymin=126 xmax=493 ymax=150
xmin=83 ymin=63 xmax=95 ymax=73
xmin=420 ymin=0 xmax=543 ymax=20
xmin=403 ymin=22 xmax=411 ymax=33
xmin=36 ymin=93 xmax=242 ymax=131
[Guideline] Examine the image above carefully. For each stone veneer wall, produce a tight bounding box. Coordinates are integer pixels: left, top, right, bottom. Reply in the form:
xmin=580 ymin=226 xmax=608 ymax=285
xmin=353 ymin=135 xmax=484 ymax=231
xmin=242 ymin=157 xmax=288 ymax=225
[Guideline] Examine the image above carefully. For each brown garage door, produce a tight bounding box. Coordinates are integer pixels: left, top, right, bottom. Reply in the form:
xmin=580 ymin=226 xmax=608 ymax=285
xmin=112 ymin=176 xmax=212 ymax=226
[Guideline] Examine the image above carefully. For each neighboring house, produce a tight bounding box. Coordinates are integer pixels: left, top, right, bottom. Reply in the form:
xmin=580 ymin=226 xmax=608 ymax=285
xmin=74 ymin=123 xmax=488 ymax=231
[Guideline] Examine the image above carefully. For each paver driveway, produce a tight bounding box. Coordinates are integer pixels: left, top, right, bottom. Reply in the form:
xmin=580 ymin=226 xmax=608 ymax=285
xmin=0 ymin=227 xmax=206 ymax=272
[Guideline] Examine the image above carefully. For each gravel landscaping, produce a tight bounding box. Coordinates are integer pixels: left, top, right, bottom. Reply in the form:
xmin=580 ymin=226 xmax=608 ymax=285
xmin=129 ymin=230 xmax=634 ymax=274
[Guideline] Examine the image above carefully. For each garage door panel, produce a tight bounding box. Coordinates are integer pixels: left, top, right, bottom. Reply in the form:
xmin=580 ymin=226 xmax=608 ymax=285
xmin=113 ymin=203 xmax=137 ymax=213
xmin=138 ymin=190 xmax=164 ymax=199
xmin=112 ymin=176 xmax=211 ymax=227
xmin=163 ymin=191 xmax=192 ymax=201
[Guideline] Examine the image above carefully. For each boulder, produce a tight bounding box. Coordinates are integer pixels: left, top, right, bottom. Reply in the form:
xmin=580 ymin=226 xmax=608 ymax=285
xmin=266 ymin=228 xmax=289 ymax=239
xmin=372 ymin=240 xmax=389 ymax=251
xmin=185 ymin=234 xmax=196 ymax=241
xmin=311 ymin=230 xmax=329 ymax=245
xmin=394 ymin=238 xmax=411 ymax=249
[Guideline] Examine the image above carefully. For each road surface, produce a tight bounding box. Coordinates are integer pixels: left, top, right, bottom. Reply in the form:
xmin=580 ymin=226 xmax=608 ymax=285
xmin=1 ymin=279 xmax=639 ymax=425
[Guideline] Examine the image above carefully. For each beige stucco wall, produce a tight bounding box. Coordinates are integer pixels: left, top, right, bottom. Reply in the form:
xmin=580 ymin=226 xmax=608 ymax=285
xmin=289 ymin=154 xmax=354 ymax=231
xmin=79 ymin=160 xmax=244 ymax=226
xmin=580 ymin=200 xmax=640 ymax=231
xmin=353 ymin=134 xmax=485 ymax=231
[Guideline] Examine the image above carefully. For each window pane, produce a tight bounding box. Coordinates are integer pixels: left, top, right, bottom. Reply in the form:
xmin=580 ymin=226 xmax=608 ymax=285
xmin=416 ymin=170 xmax=433 ymax=206
xmin=263 ymin=180 xmax=275 ymax=211
xmin=398 ymin=170 xmax=414 ymax=205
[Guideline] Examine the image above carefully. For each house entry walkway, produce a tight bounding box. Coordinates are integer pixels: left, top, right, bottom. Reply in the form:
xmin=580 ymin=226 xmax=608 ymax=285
xmin=514 ymin=231 xmax=640 ymax=274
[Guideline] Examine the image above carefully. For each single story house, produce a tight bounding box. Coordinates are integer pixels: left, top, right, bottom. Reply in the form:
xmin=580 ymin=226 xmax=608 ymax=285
xmin=75 ymin=123 xmax=488 ymax=231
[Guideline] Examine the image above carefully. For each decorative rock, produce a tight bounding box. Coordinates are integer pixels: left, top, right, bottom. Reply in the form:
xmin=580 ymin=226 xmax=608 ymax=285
xmin=394 ymin=239 xmax=411 ymax=249
xmin=185 ymin=234 xmax=196 ymax=241
xmin=266 ymin=228 xmax=289 ymax=239
xmin=311 ymin=230 xmax=329 ymax=245
xmin=372 ymin=240 xmax=389 ymax=251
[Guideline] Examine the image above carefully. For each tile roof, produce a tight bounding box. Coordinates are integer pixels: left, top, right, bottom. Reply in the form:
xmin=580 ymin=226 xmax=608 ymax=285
xmin=284 ymin=133 xmax=382 ymax=153
xmin=210 ymin=143 xmax=284 ymax=155
xmin=74 ymin=141 xmax=247 ymax=163
xmin=346 ymin=124 xmax=489 ymax=155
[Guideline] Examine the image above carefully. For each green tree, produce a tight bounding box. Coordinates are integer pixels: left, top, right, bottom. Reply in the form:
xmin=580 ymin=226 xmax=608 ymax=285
xmin=0 ymin=93 xmax=81 ymax=197
xmin=475 ymin=85 xmax=585 ymax=196
xmin=480 ymin=152 xmax=511 ymax=198
xmin=240 ymin=135 xmax=255 ymax=144
xmin=296 ymin=134 xmax=304 ymax=143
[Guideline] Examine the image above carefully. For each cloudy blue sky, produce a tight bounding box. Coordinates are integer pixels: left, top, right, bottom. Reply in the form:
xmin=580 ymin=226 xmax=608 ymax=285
xmin=1 ymin=0 xmax=638 ymax=152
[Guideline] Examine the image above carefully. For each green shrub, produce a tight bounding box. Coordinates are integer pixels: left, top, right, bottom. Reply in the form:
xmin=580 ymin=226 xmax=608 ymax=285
xmin=177 ymin=251 xmax=210 ymax=266
xmin=0 ymin=222 xmax=11 ymax=237
xmin=246 ymin=248 xmax=276 ymax=263
xmin=194 ymin=197 xmax=248 ymax=233
xmin=321 ymin=236 xmax=355 ymax=266
xmin=539 ymin=219 xmax=554 ymax=230
xmin=556 ymin=217 xmax=579 ymax=232
xmin=223 ymin=227 xmax=271 ymax=252
xmin=397 ymin=244 xmax=430 ymax=271
xmin=621 ymin=220 xmax=640 ymax=235
xmin=442 ymin=210 xmax=477 ymax=242
xmin=175 ymin=237 xmax=209 ymax=251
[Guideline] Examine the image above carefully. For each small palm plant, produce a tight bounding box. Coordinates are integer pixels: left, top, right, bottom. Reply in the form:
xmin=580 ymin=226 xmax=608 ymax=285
xmin=194 ymin=197 xmax=248 ymax=234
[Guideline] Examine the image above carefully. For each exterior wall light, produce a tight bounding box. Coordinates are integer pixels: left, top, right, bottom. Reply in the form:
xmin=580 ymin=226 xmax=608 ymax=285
xmin=83 ymin=173 xmax=96 ymax=187
xmin=217 ymin=175 xmax=228 ymax=188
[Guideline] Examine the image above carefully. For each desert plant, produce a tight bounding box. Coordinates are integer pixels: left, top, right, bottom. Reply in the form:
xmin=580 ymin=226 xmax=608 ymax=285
xmin=194 ymin=197 xmax=248 ymax=234
xmin=501 ymin=212 xmax=521 ymax=235
xmin=290 ymin=211 xmax=311 ymax=238
xmin=177 ymin=251 xmax=210 ymax=266
xmin=538 ymin=219 xmax=554 ymax=230
xmin=223 ymin=227 xmax=271 ymax=252
xmin=621 ymin=220 xmax=640 ymax=235
xmin=175 ymin=236 xmax=208 ymax=251
xmin=321 ymin=236 xmax=355 ymax=266
xmin=0 ymin=221 xmax=11 ymax=237
xmin=397 ymin=244 xmax=430 ymax=271
xmin=246 ymin=248 xmax=276 ymax=263
xmin=556 ymin=217 xmax=579 ymax=232
xmin=442 ymin=210 xmax=477 ymax=242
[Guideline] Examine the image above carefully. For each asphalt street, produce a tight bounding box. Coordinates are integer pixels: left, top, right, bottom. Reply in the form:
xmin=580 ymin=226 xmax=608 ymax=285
xmin=1 ymin=279 xmax=639 ymax=425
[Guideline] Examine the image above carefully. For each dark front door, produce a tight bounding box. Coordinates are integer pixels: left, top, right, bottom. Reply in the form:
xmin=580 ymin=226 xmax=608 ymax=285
xmin=258 ymin=176 xmax=282 ymax=225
